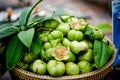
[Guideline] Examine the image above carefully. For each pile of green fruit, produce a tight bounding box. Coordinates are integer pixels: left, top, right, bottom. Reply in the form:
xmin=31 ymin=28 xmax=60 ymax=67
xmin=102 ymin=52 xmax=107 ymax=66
xmin=17 ymin=16 xmax=114 ymax=77
xmin=0 ymin=0 xmax=114 ymax=78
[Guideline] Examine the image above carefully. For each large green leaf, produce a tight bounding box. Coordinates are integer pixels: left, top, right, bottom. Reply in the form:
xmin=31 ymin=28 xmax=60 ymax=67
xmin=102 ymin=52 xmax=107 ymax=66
xmin=6 ymin=35 xmax=24 ymax=70
xmin=19 ymin=7 xmax=31 ymax=27
xmin=19 ymin=0 xmax=43 ymax=28
xmin=95 ymin=23 xmax=112 ymax=33
xmin=18 ymin=28 xmax=35 ymax=49
xmin=31 ymin=38 xmax=42 ymax=55
xmin=0 ymin=23 xmax=19 ymax=40
xmin=93 ymin=40 xmax=102 ymax=68
xmin=94 ymin=40 xmax=112 ymax=68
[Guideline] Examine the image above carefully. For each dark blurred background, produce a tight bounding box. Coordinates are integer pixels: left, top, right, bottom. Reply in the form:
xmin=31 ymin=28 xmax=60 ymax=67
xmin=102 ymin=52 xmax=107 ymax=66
xmin=0 ymin=0 xmax=112 ymax=25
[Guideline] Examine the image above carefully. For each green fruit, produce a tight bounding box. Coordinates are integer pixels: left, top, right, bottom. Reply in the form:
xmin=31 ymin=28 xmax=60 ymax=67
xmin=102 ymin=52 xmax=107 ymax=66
xmin=60 ymin=16 xmax=71 ymax=22
xmin=17 ymin=61 xmax=28 ymax=70
xmin=78 ymin=49 xmax=93 ymax=62
xmin=56 ymin=42 xmax=63 ymax=46
xmin=43 ymin=42 xmax=52 ymax=50
xmin=83 ymin=40 xmax=93 ymax=49
xmin=45 ymin=48 xmax=54 ymax=60
xmin=52 ymin=46 xmax=69 ymax=60
xmin=63 ymin=51 xmax=76 ymax=62
xmin=109 ymin=44 xmax=114 ymax=54
xmin=47 ymin=60 xmax=65 ymax=76
xmin=30 ymin=59 xmax=47 ymax=75
xmin=70 ymin=19 xmax=87 ymax=31
xmin=70 ymin=41 xmax=88 ymax=54
xmin=77 ymin=61 xmax=93 ymax=74
xmin=67 ymin=17 xmax=78 ymax=22
xmin=67 ymin=30 xmax=83 ymax=41
xmin=40 ymin=49 xmax=45 ymax=59
xmin=39 ymin=32 xmax=49 ymax=42
xmin=43 ymin=19 xmax=60 ymax=29
xmin=48 ymin=30 xmax=64 ymax=40
xmin=40 ymin=49 xmax=49 ymax=62
xmin=66 ymin=62 xmax=79 ymax=75
xmin=56 ymin=23 xmax=70 ymax=35
xmin=50 ymin=39 xmax=61 ymax=47
xmin=93 ymin=27 xmax=104 ymax=40
xmin=102 ymin=38 xmax=109 ymax=44
xmin=23 ymin=53 xmax=37 ymax=63
xmin=62 ymin=38 xmax=71 ymax=47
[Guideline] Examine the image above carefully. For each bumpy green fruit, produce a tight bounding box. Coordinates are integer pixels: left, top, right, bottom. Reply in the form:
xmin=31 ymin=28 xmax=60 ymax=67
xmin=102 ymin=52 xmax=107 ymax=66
xmin=70 ymin=41 xmax=88 ymax=54
xmin=39 ymin=31 xmax=49 ymax=42
xmin=50 ymin=39 xmax=61 ymax=47
xmin=60 ymin=15 xmax=71 ymax=22
xmin=45 ymin=48 xmax=54 ymax=61
xmin=77 ymin=61 xmax=93 ymax=74
xmin=109 ymin=43 xmax=114 ymax=54
xmin=17 ymin=61 xmax=28 ymax=70
xmin=67 ymin=17 xmax=78 ymax=22
xmin=66 ymin=62 xmax=79 ymax=75
xmin=48 ymin=30 xmax=63 ymax=40
xmin=83 ymin=40 xmax=93 ymax=49
xmin=56 ymin=42 xmax=63 ymax=46
xmin=30 ymin=59 xmax=47 ymax=75
xmin=56 ymin=23 xmax=70 ymax=35
xmin=63 ymin=51 xmax=76 ymax=62
xmin=94 ymin=27 xmax=104 ymax=40
xmin=67 ymin=30 xmax=83 ymax=41
xmin=102 ymin=38 xmax=109 ymax=44
xmin=70 ymin=19 xmax=87 ymax=31
xmin=62 ymin=38 xmax=71 ymax=47
xmin=78 ymin=49 xmax=93 ymax=62
xmin=40 ymin=49 xmax=45 ymax=60
xmin=47 ymin=60 xmax=65 ymax=76
xmin=43 ymin=42 xmax=52 ymax=50
xmin=40 ymin=49 xmax=49 ymax=62
xmin=43 ymin=19 xmax=60 ymax=29
xmin=23 ymin=53 xmax=37 ymax=63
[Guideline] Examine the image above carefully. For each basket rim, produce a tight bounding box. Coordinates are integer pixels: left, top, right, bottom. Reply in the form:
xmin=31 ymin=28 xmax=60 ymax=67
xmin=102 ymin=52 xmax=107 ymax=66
xmin=11 ymin=46 xmax=116 ymax=80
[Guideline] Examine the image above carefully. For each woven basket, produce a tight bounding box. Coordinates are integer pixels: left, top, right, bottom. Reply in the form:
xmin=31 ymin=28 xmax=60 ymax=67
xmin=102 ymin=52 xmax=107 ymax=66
xmin=10 ymin=38 xmax=116 ymax=80
xmin=10 ymin=50 xmax=115 ymax=80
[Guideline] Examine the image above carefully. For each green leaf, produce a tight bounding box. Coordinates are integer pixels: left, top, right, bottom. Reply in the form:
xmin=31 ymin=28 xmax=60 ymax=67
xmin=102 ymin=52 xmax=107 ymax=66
xmin=100 ymin=41 xmax=112 ymax=67
xmin=93 ymin=40 xmax=102 ymax=68
xmin=19 ymin=7 xmax=31 ymax=27
xmin=84 ymin=26 xmax=94 ymax=40
xmin=19 ymin=0 xmax=43 ymax=28
xmin=94 ymin=40 xmax=112 ymax=68
xmin=18 ymin=28 xmax=35 ymax=49
xmin=95 ymin=23 xmax=112 ymax=33
xmin=6 ymin=35 xmax=24 ymax=70
xmin=84 ymin=26 xmax=93 ymax=36
xmin=31 ymin=38 xmax=42 ymax=55
xmin=0 ymin=23 xmax=19 ymax=40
